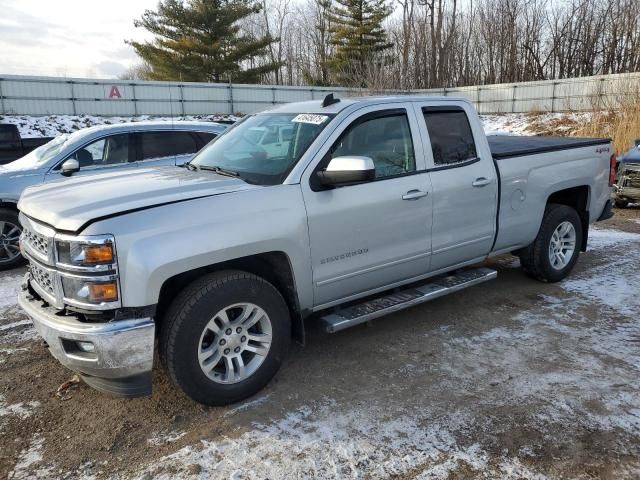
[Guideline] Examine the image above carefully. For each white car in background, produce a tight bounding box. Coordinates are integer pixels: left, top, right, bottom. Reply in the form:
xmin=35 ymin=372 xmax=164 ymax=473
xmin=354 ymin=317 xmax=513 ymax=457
xmin=0 ymin=120 xmax=227 ymax=269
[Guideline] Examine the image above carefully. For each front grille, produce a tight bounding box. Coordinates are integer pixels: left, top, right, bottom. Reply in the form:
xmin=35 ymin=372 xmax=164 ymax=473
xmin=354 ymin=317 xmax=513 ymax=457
xmin=21 ymin=226 xmax=50 ymax=259
xmin=30 ymin=262 xmax=56 ymax=297
xmin=624 ymin=169 xmax=640 ymax=188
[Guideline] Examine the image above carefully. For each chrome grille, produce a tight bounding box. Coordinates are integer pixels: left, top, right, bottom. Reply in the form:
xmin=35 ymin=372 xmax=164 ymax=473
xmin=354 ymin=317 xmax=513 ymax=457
xmin=21 ymin=226 xmax=49 ymax=258
xmin=625 ymin=169 xmax=640 ymax=188
xmin=30 ymin=262 xmax=56 ymax=297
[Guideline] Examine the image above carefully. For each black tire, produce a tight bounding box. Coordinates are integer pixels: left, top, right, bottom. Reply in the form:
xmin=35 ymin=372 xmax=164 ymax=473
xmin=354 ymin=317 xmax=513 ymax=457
xmin=159 ymin=270 xmax=291 ymax=406
xmin=614 ymin=199 xmax=629 ymax=208
xmin=518 ymin=203 xmax=583 ymax=283
xmin=0 ymin=208 xmax=25 ymax=271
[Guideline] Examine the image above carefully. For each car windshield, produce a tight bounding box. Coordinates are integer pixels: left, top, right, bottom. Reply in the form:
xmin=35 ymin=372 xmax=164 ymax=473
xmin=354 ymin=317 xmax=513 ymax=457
xmin=7 ymin=134 xmax=72 ymax=169
xmin=190 ymin=113 xmax=334 ymax=185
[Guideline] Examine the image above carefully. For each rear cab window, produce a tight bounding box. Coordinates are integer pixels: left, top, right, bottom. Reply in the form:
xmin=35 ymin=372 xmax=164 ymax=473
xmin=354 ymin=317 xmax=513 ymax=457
xmin=422 ymin=107 xmax=478 ymax=166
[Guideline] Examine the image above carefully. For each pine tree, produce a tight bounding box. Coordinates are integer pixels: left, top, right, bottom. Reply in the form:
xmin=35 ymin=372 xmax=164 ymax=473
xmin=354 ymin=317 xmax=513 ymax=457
xmin=326 ymin=0 xmax=393 ymax=86
xmin=127 ymin=0 xmax=281 ymax=83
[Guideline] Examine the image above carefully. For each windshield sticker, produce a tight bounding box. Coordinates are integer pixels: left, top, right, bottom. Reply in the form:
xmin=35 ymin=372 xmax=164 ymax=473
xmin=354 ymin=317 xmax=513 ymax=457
xmin=292 ymin=114 xmax=329 ymax=125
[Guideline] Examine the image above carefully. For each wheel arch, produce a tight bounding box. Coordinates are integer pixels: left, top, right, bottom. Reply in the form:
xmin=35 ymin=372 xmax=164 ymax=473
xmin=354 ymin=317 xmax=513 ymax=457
xmin=155 ymin=251 xmax=306 ymax=345
xmin=546 ymin=185 xmax=590 ymax=251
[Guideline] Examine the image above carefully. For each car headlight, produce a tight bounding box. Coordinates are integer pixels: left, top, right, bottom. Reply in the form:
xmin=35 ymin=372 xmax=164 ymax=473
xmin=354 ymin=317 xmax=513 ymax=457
xmin=56 ymin=236 xmax=116 ymax=268
xmin=54 ymin=234 xmax=121 ymax=309
xmin=60 ymin=276 xmax=119 ymax=305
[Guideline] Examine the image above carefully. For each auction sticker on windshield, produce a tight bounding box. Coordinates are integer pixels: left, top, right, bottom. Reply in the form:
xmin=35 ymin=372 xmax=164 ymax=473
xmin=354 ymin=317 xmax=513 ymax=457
xmin=292 ymin=114 xmax=329 ymax=125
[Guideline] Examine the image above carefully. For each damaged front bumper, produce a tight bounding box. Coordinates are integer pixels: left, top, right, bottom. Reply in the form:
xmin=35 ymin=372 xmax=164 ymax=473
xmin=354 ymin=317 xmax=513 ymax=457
xmin=615 ymin=163 xmax=640 ymax=202
xmin=18 ymin=277 xmax=155 ymax=397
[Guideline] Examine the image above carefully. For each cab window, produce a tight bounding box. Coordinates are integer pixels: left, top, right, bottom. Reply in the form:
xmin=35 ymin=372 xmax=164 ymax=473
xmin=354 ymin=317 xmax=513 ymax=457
xmin=328 ymin=110 xmax=416 ymax=179
xmin=422 ymin=108 xmax=477 ymax=165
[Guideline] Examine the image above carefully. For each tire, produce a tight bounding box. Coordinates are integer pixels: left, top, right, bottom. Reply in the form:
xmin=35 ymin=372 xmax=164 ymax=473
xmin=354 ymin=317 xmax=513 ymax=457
xmin=518 ymin=203 xmax=583 ymax=283
xmin=614 ymin=199 xmax=629 ymax=208
xmin=159 ymin=270 xmax=291 ymax=406
xmin=0 ymin=208 xmax=25 ymax=271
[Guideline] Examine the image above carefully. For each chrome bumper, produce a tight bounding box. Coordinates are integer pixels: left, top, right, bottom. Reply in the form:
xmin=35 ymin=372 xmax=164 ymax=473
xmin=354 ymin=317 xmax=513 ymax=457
xmin=18 ymin=279 xmax=155 ymax=397
xmin=615 ymin=185 xmax=640 ymax=200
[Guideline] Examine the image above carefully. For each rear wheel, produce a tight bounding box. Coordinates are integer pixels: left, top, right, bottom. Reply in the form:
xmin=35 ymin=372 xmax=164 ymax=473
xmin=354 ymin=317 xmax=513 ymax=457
xmin=160 ymin=270 xmax=291 ymax=406
xmin=518 ymin=204 xmax=582 ymax=283
xmin=0 ymin=208 xmax=25 ymax=271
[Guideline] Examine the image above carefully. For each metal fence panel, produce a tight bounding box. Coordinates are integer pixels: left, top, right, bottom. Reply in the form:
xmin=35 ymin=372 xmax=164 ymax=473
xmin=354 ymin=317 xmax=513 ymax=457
xmin=1 ymin=72 xmax=639 ymax=117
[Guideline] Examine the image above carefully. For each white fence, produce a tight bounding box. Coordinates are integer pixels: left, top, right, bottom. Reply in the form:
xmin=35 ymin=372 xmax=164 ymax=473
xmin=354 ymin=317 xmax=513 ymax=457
xmin=0 ymin=72 xmax=638 ymax=116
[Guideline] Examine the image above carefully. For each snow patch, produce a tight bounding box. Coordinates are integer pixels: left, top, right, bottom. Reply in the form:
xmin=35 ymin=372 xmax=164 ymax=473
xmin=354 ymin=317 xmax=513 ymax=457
xmin=0 ymin=114 xmax=239 ymax=138
xmin=148 ymin=431 xmax=188 ymax=447
xmin=139 ymin=404 xmax=546 ymax=479
xmin=561 ymin=227 xmax=640 ymax=316
xmin=8 ymin=435 xmax=53 ymax=479
xmin=0 ymin=394 xmax=40 ymax=420
xmin=0 ymin=272 xmax=23 ymax=310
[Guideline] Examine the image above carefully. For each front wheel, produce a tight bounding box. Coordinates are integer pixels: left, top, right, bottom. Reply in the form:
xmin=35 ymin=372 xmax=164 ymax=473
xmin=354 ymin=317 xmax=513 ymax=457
xmin=518 ymin=204 xmax=583 ymax=283
xmin=614 ymin=199 xmax=629 ymax=208
xmin=159 ymin=270 xmax=291 ymax=406
xmin=0 ymin=208 xmax=25 ymax=271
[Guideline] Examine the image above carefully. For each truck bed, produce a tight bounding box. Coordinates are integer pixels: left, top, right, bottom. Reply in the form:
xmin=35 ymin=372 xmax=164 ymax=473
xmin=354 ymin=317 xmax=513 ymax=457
xmin=488 ymin=135 xmax=610 ymax=160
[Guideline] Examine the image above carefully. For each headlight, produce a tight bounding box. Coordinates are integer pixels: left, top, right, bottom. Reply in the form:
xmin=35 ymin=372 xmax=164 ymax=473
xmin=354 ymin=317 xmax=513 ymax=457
xmin=56 ymin=235 xmax=116 ymax=269
xmin=54 ymin=234 xmax=121 ymax=310
xmin=60 ymin=276 xmax=119 ymax=306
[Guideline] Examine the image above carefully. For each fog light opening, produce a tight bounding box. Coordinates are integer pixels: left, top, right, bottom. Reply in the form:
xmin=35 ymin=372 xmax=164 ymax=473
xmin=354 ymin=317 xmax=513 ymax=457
xmin=76 ymin=341 xmax=95 ymax=353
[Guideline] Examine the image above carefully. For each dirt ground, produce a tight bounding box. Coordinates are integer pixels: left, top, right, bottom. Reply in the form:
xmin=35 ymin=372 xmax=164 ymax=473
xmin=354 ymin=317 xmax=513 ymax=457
xmin=1 ymin=206 xmax=639 ymax=479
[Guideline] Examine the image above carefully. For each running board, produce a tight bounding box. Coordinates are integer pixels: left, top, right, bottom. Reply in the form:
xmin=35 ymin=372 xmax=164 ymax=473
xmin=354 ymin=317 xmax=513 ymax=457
xmin=320 ymin=267 xmax=497 ymax=333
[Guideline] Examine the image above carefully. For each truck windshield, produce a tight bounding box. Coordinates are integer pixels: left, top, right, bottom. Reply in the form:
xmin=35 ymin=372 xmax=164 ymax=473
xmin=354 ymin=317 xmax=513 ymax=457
xmin=190 ymin=113 xmax=334 ymax=185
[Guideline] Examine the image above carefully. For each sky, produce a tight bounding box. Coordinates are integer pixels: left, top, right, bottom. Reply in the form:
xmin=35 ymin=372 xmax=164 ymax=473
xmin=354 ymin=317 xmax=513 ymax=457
xmin=0 ymin=0 xmax=158 ymax=78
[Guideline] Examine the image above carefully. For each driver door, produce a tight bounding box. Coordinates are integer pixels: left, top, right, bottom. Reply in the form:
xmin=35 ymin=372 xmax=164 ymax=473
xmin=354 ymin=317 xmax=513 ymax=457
xmin=301 ymin=104 xmax=433 ymax=308
xmin=45 ymin=133 xmax=136 ymax=181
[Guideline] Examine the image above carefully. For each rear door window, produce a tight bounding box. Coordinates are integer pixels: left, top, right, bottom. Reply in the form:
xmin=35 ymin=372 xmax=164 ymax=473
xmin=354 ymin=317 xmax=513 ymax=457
xmin=422 ymin=108 xmax=477 ymax=166
xmin=138 ymin=131 xmax=200 ymax=161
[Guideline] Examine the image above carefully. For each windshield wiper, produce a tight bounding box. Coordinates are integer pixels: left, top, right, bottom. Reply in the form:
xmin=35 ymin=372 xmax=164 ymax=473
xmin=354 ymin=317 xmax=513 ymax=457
xmin=182 ymin=162 xmax=198 ymax=171
xmin=198 ymin=165 xmax=240 ymax=177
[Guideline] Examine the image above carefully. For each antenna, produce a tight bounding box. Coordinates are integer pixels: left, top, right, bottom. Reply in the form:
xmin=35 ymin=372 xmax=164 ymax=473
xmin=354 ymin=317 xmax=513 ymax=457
xmin=322 ymin=93 xmax=340 ymax=108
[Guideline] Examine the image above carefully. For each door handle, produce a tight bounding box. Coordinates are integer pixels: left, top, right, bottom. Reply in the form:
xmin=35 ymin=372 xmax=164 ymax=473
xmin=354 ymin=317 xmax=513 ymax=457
xmin=402 ymin=189 xmax=428 ymax=200
xmin=472 ymin=177 xmax=492 ymax=187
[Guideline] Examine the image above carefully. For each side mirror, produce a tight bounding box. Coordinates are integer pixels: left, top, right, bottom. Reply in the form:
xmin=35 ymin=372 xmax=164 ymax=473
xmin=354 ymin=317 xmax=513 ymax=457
xmin=635 ymin=139 xmax=640 ymax=148
xmin=61 ymin=158 xmax=80 ymax=176
xmin=317 ymin=156 xmax=375 ymax=187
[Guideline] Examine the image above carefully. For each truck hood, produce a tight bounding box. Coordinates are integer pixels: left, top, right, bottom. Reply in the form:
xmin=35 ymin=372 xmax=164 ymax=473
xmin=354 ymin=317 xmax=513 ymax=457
xmin=18 ymin=166 xmax=259 ymax=232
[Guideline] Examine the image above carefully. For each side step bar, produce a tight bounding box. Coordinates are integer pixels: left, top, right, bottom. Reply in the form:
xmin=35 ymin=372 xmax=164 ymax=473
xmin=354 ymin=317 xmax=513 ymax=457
xmin=320 ymin=267 xmax=497 ymax=333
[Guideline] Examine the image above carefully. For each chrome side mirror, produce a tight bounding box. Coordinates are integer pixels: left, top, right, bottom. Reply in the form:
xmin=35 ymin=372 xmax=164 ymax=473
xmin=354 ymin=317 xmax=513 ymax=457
xmin=61 ymin=158 xmax=80 ymax=176
xmin=317 ymin=156 xmax=375 ymax=187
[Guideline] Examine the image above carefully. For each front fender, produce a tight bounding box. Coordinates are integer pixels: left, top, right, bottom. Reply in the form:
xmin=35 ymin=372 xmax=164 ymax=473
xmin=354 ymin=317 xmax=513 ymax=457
xmin=82 ymin=185 xmax=313 ymax=312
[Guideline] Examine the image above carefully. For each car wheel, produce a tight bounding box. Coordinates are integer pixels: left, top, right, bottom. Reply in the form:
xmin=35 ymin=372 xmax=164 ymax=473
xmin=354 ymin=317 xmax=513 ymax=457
xmin=518 ymin=204 xmax=582 ymax=283
xmin=614 ymin=199 xmax=629 ymax=208
xmin=160 ymin=270 xmax=291 ymax=406
xmin=0 ymin=208 xmax=25 ymax=271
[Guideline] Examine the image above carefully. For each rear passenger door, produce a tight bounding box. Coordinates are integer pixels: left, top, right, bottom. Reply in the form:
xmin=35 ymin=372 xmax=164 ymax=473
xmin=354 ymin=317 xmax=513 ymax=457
xmin=414 ymin=104 xmax=498 ymax=271
xmin=135 ymin=131 xmax=202 ymax=167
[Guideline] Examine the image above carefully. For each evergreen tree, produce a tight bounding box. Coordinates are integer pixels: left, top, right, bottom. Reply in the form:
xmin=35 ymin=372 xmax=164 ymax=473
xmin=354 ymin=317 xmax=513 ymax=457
xmin=127 ymin=0 xmax=280 ymax=83
xmin=326 ymin=0 xmax=393 ymax=86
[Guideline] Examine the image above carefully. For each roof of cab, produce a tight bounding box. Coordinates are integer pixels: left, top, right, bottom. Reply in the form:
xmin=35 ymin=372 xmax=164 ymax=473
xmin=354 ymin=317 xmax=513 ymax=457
xmin=265 ymin=95 xmax=465 ymax=114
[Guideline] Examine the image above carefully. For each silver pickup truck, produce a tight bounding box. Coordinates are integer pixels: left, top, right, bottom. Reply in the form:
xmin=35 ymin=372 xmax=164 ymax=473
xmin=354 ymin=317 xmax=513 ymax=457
xmin=17 ymin=96 xmax=615 ymax=405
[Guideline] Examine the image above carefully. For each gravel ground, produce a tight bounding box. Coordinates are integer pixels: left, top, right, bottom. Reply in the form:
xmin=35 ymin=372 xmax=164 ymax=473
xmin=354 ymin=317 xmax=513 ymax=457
xmin=1 ymin=207 xmax=639 ymax=479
